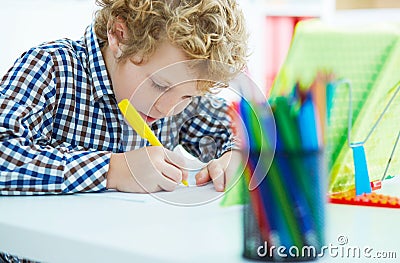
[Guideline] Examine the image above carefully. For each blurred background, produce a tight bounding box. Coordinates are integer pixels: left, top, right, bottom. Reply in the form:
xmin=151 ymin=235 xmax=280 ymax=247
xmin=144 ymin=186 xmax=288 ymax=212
xmin=0 ymin=0 xmax=97 ymax=77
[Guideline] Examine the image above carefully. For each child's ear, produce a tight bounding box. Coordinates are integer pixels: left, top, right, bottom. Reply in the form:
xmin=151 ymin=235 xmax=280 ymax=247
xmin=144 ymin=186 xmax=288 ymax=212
xmin=107 ymin=18 xmax=127 ymax=59
xmin=131 ymin=54 xmax=144 ymax=65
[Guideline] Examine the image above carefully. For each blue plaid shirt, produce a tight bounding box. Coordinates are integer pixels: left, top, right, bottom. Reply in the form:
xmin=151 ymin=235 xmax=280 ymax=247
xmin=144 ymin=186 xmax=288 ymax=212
xmin=0 ymin=25 xmax=235 ymax=195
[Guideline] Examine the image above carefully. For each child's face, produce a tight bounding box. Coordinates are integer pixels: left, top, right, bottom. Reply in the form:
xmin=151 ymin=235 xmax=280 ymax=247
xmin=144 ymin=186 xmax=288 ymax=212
xmin=110 ymin=41 xmax=201 ymax=124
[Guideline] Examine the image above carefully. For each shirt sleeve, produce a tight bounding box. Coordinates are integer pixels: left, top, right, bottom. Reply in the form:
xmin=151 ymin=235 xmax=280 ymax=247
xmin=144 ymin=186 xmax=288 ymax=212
xmin=0 ymin=47 xmax=111 ymax=195
xmin=176 ymin=94 xmax=239 ymax=163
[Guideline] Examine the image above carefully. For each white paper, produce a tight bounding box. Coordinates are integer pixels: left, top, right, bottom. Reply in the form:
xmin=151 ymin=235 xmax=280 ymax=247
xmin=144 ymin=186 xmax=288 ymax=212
xmin=77 ymin=182 xmax=224 ymax=206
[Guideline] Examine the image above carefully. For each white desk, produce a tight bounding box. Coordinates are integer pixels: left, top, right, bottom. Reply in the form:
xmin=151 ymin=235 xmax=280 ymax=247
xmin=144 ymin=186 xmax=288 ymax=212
xmin=0 ymin=179 xmax=399 ymax=263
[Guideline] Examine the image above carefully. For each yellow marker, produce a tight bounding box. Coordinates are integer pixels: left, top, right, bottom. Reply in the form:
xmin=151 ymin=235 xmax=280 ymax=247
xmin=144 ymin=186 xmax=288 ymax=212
xmin=118 ymin=99 xmax=188 ymax=186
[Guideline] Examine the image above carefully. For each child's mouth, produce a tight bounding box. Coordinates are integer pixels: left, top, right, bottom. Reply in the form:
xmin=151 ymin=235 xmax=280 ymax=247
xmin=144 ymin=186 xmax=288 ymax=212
xmin=139 ymin=112 xmax=157 ymax=124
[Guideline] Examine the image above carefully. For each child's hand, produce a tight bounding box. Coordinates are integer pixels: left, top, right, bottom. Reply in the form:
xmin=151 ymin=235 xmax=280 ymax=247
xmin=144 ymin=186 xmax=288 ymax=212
xmin=107 ymin=147 xmax=188 ymax=193
xmin=195 ymin=150 xmax=242 ymax=192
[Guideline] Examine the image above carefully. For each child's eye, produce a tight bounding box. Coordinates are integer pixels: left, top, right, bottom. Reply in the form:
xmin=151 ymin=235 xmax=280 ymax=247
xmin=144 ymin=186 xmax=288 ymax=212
xmin=151 ymin=79 xmax=168 ymax=91
xmin=182 ymin=95 xmax=193 ymax=100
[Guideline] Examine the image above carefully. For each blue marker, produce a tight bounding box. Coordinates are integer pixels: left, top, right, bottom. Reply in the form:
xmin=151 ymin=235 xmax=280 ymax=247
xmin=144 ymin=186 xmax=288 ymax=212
xmin=298 ymin=92 xmax=319 ymax=151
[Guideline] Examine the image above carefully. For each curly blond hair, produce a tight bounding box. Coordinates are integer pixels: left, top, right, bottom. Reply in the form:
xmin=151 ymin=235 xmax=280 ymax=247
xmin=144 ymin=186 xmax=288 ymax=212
xmin=94 ymin=0 xmax=248 ymax=91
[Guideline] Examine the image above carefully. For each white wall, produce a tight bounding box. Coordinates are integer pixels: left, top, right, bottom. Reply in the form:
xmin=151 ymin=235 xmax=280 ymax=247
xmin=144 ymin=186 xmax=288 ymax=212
xmin=0 ymin=0 xmax=97 ymax=76
xmin=2 ymin=0 xmax=399 ymax=87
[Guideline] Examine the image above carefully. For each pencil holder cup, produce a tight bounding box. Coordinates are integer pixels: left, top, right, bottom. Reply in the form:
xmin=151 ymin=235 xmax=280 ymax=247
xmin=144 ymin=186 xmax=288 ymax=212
xmin=242 ymin=150 xmax=326 ymax=262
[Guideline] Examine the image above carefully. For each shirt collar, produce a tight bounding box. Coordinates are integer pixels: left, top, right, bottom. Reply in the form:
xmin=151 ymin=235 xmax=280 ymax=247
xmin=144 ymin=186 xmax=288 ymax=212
xmin=83 ymin=24 xmax=114 ymax=101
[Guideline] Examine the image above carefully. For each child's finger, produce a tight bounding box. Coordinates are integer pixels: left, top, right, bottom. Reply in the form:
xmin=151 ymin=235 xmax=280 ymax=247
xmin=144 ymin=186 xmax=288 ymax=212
xmin=207 ymin=161 xmax=225 ymax=192
xmin=163 ymin=149 xmax=189 ymax=185
xmin=158 ymin=178 xmax=179 ymax=192
xmin=160 ymin=161 xmax=183 ymax=184
xmin=181 ymin=169 xmax=189 ymax=184
xmin=195 ymin=167 xmax=210 ymax=186
xmin=164 ymin=149 xmax=186 ymax=169
xmin=158 ymin=179 xmax=178 ymax=192
xmin=157 ymin=168 xmax=181 ymax=192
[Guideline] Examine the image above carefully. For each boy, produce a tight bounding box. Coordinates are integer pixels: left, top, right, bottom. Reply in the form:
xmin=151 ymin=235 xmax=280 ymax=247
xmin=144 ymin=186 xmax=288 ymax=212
xmin=0 ymin=0 xmax=248 ymax=195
